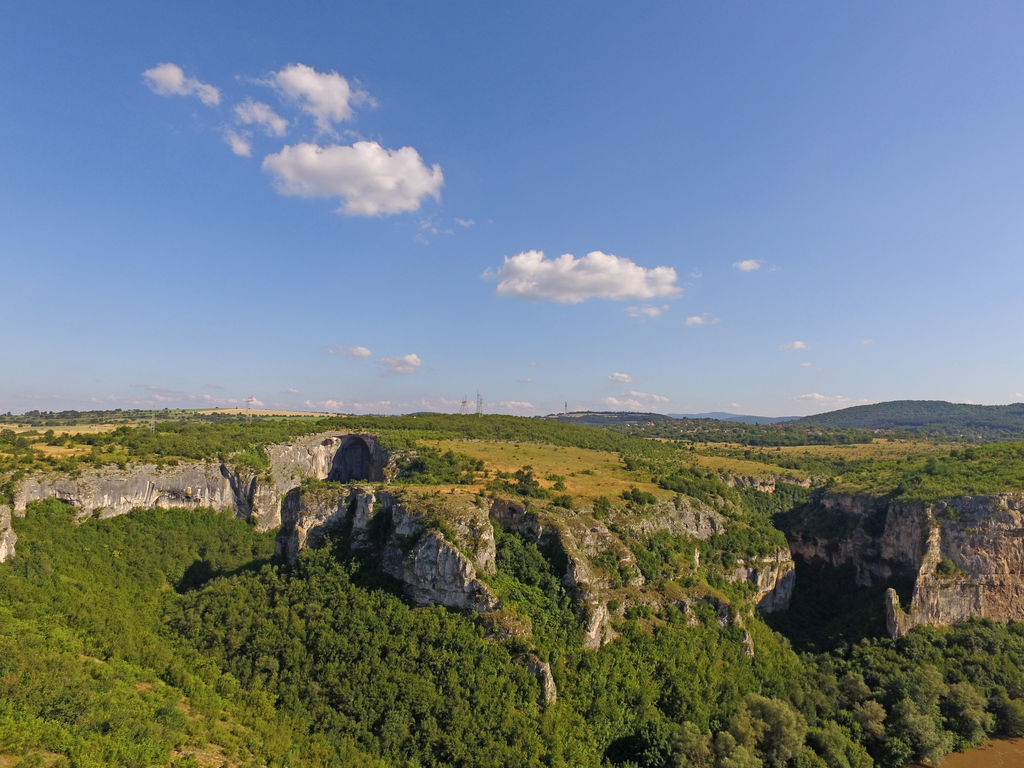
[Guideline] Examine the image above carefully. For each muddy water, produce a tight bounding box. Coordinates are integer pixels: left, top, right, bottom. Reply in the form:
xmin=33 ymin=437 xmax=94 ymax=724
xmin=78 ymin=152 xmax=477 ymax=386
xmin=928 ymin=739 xmax=1024 ymax=767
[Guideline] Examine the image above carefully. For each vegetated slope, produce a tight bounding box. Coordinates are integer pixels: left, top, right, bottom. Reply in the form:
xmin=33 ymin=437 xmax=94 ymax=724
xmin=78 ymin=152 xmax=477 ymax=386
xmin=6 ymin=492 xmax=1024 ymax=768
xmin=669 ymin=412 xmax=797 ymax=425
xmin=8 ymin=414 xmax=1024 ymax=767
xmin=798 ymin=400 xmax=1024 ymax=440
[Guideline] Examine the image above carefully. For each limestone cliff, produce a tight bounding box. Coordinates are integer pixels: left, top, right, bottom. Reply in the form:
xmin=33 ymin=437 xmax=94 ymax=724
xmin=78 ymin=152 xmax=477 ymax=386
xmin=787 ymin=492 xmax=1024 ymax=637
xmin=486 ymin=495 xmax=793 ymax=648
xmin=13 ymin=432 xmax=392 ymax=532
xmin=0 ymin=504 xmax=15 ymax=563
xmin=728 ymin=548 xmax=796 ymax=613
xmin=277 ymin=485 xmax=497 ymax=612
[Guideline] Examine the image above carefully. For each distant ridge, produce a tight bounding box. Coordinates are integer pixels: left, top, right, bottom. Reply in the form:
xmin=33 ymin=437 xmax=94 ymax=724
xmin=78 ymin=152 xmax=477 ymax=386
xmin=550 ymin=410 xmax=794 ymax=426
xmin=669 ymin=412 xmax=797 ymax=425
xmin=796 ymin=400 xmax=1024 ymax=439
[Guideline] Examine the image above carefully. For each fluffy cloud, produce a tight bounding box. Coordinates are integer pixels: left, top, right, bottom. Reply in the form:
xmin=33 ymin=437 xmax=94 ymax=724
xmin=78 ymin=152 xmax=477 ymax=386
xmin=799 ymin=362 xmax=814 ymax=368
xmin=143 ymin=63 xmax=220 ymax=106
xmin=328 ymin=345 xmax=372 ymax=357
xmin=224 ymin=129 xmax=252 ymax=157
xmin=263 ymin=141 xmax=443 ymax=216
xmin=628 ymin=390 xmax=670 ymax=403
xmin=602 ymin=396 xmax=644 ymax=410
xmin=686 ymin=313 xmax=721 ymax=326
xmin=379 ymin=353 xmax=422 ymax=375
xmin=486 ymin=250 xmax=679 ymax=303
xmin=780 ymin=340 xmax=808 ymax=351
xmin=272 ymin=63 xmax=371 ymax=131
xmin=627 ymin=305 xmax=668 ymax=319
xmin=235 ymin=99 xmax=288 ymax=136
xmin=733 ymin=259 xmax=762 ymax=272
xmin=608 ymin=372 xmax=634 ymax=383
xmin=455 ymin=218 xmax=475 ymax=228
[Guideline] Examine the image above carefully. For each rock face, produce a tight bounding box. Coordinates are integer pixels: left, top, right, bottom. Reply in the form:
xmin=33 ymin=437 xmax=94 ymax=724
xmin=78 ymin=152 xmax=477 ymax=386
xmin=278 ymin=486 xmax=498 ymax=612
xmin=727 ymin=548 xmax=796 ymax=613
xmin=0 ymin=505 xmax=15 ymax=563
xmin=523 ymin=654 xmax=557 ymax=704
xmin=788 ymin=492 xmax=1024 ymax=637
xmin=13 ymin=432 xmax=393 ymax=532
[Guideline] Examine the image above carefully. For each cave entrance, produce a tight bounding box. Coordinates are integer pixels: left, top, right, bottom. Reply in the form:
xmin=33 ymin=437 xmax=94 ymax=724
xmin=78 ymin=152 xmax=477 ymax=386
xmin=329 ymin=436 xmax=374 ymax=482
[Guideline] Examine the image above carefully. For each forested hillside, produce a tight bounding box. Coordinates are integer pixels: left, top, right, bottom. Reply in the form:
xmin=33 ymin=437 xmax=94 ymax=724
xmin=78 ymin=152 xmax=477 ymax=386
xmin=4 ymin=411 xmax=1024 ymax=767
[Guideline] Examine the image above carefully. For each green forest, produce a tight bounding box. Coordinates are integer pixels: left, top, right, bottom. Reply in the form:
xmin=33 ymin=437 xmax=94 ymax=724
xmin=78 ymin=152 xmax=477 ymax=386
xmin=3 ymin=497 xmax=1024 ymax=768
xmin=4 ymin=408 xmax=1024 ymax=767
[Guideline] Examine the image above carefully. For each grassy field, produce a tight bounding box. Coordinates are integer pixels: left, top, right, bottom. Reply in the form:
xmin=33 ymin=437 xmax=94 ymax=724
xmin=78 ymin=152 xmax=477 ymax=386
xmin=0 ymin=422 xmax=123 ymax=435
xmin=424 ymin=438 xmax=668 ymax=500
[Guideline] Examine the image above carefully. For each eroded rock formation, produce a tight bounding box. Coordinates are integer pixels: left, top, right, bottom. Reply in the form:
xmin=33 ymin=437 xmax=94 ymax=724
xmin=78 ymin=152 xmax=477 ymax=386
xmin=0 ymin=504 xmax=15 ymax=563
xmin=277 ymin=485 xmax=498 ymax=612
xmin=787 ymin=492 xmax=1024 ymax=637
xmin=13 ymin=432 xmax=393 ymax=532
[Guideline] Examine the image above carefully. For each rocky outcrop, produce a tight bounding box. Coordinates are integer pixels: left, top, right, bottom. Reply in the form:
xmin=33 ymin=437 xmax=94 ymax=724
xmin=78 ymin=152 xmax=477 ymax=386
xmin=788 ymin=492 xmax=1024 ymax=638
xmin=15 ymin=462 xmax=239 ymax=521
xmin=727 ymin=548 xmax=796 ymax=612
xmin=728 ymin=476 xmax=777 ymax=494
xmin=0 ymin=505 xmax=15 ymax=563
xmin=13 ymin=432 xmax=393 ymax=532
xmin=523 ymin=654 xmax=557 ymax=704
xmin=278 ymin=486 xmax=497 ymax=612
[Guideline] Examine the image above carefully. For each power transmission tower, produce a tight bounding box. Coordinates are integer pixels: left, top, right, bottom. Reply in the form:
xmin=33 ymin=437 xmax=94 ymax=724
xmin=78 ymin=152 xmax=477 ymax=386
xmin=564 ymin=401 xmax=568 ymax=415
xmin=476 ymin=392 xmax=483 ymax=416
xmin=460 ymin=396 xmax=469 ymax=415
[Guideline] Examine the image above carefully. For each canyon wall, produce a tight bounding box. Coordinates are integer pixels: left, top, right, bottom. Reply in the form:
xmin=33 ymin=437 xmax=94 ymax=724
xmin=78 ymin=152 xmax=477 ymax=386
xmin=787 ymin=492 xmax=1024 ymax=637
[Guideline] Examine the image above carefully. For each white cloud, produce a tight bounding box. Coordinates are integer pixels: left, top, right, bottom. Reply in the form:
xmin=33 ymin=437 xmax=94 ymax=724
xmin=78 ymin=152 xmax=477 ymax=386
xmin=282 ymin=387 xmax=300 ymax=394
xmin=305 ymin=398 xmax=346 ymax=412
xmin=608 ymin=372 xmax=634 ymax=383
xmin=517 ymin=377 xmax=533 ymax=384
xmin=780 ymin=340 xmax=808 ymax=351
xmin=235 ymin=99 xmax=287 ymax=136
xmin=733 ymin=259 xmax=762 ymax=272
xmin=455 ymin=218 xmax=475 ymax=228
xmin=224 ymin=129 xmax=252 ymax=157
xmin=602 ymin=396 xmax=644 ymax=410
xmin=729 ymin=402 xmax=742 ymax=410
xmin=486 ymin=250 xmax=679 ymax=304
xmin=862 ymin=338 xmax=874 ymax=345
xmin=143 ymin=63 xmax=220 ymax=106
xmin=262 ymin=141 xmax=443 ymax=216
xmin=628 ymin=390 xmax=670 ymax=403
xmin=272 ymin=63 xmax=371 ymax=132
xmin=1015 ymin=392 xmax=1024 ymax=400
xmin=328 ymin=345 xmax=372 ymax=357
xmin=627 ymin=304 xmax=668 ymax=319
xmin=686 ymin=313 xmax=720 ymax=326
xmin=799 ymin=362 xmax=814 ymax=368
xmin=379 ymin=353 xmax=422 ymax=375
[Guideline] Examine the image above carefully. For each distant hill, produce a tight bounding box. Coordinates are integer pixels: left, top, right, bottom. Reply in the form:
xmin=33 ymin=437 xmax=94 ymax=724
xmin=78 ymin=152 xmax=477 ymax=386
xmin=552 ymin=411 xmax=796 ymax=426
xmin=669 ymin=412 xmax=797 ymax=425
xmin=797 ymin=400 xmax=1024 ymax=439
xmin=549 ymin=411 xmax=675 ymax=426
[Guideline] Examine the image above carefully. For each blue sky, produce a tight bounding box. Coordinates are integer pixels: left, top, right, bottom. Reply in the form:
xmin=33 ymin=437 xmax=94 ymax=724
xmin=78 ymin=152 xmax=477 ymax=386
xmin=3 ymin=2 xmax=1024 ymax=417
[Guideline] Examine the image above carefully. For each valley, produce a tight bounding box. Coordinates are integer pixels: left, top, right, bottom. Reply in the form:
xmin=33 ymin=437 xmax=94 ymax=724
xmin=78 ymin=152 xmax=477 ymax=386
xmin=3 ymin=403 xmax=1024 ymax=767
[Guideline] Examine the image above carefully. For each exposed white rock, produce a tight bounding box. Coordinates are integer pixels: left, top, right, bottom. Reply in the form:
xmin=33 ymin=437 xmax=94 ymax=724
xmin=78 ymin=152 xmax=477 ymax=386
xmin=0 ymin=505 xmax=16 ymax=563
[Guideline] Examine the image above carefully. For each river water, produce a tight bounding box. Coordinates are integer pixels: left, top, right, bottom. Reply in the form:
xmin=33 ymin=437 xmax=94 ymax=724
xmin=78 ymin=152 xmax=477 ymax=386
xmin=929 ymin=739 xmax=1024 ymax=767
